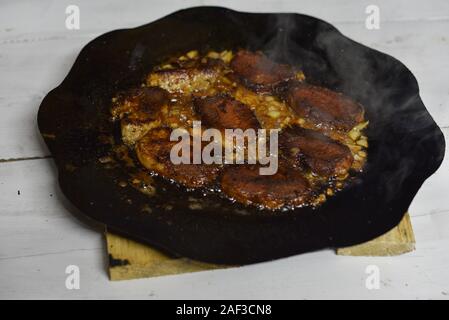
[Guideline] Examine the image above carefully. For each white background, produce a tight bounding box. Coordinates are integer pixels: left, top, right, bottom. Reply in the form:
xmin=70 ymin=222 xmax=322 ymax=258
xmin=0 ymin=0 xmax=448 ymax=299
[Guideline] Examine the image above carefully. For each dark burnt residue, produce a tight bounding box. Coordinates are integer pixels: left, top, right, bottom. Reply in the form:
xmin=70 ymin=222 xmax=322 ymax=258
xmin=108 ymin=254 xmax=130 ymax=267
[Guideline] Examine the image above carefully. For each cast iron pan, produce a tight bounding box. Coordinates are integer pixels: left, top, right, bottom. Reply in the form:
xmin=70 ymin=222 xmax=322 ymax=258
xmin=37 ymin=6 xmax=445 ymax=264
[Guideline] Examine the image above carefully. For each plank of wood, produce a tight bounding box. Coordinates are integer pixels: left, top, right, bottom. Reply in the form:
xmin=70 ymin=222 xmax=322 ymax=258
xmin=336 ymin=213 xmax=415 ymax=256
xmin=106 ymin=231 xmax=229 ymax=281
xmin=106 ymin=213 xmax=415 ymax=281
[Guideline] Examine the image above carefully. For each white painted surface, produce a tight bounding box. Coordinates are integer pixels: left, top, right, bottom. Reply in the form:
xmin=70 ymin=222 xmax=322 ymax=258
xmin=0 ymin=0 xmax=448 ymax=299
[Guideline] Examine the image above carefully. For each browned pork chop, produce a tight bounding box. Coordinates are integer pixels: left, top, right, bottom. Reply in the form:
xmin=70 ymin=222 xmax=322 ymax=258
xmin=221 ymin=164 xmax=311 ymax=209
xmin=287 ymin=84 xmax=364 ymax=131
xmin=111 ymin=86 xmax=170 ymax=120
xmin=147 ymin=67 xmax=221 ymax=94
xmin=230 ymin=50 xmax=296 ymax=93
xmin=194 ymin=94 xmax=261 ymax=130
xmin=136 ymin=128 xmax=220 ymax=188
xmin=279 ymin=126 xmax=353 ymax=176
xmin=111 ymin=87 xmax=170 ymax=144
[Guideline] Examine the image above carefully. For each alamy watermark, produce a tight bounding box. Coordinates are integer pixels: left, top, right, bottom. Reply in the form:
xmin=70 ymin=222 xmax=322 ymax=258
xmin=365 ymin=5 xmax=380 ymax=30
xmin=170 ymin=121 xmax=279 ymax=175
xmin=65 ymin=265 xmax=80 ymax=290
xmin=65 ymin=5 xmax=80 ymax=30
xmin=365 ymin=265 xmax=380 ymax=290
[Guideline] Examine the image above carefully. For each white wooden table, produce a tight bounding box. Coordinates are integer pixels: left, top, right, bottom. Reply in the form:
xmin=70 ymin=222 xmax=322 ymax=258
xmin=1 ymin=0 xmax=448 ymax=299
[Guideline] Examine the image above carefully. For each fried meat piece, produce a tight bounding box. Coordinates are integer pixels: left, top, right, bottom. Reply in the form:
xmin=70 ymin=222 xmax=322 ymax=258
xmin=146 ymin=67 xmax=221 ymax=94
xmin=221 ymin=164 xmax=311 ymax=209
xmin=193 ymin=94 xmax=260 ymax=130
xmin=136 ymin=128 xmax=220 ymax=188
xmin=111 ymin=86 xmax=170 ymax=120
xmin=111 ymin=87 xmax=170 ymax=144
xmin=279 ymin=126 xmax=353 ymax=176
xmin=287 ymin=84 xmax=364 ymax=131
xmin=121 ymin=118 xmax=162 ymax=146
xmin=230 ymin=50 xmax=296 ymax=93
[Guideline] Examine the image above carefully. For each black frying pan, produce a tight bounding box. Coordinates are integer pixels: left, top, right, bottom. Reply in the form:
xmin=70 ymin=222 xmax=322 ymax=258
xmin=37 ymin=7 xmax=445 ymax=264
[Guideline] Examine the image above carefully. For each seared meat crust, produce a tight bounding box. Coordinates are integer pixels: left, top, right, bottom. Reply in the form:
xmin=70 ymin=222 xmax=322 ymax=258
xmin=279 ymin=126 xmax=353 ymax=176
xmin=194 ymin=94 xmax=260 ymax=130
xmin=287 ymin=84 xmax=364 ymax=131
xmin=112 ymin=87 xmax=170 ymax=144
xmin=221 ymin=164 xmax=311 ymax=209
xmin=136 ymin=128 xmax=220 ymax=188
xmin=230 ymin=50 xmax=296 ymax=93
xmin=147 ymin=67 xmax=221 ymax=94
xmin=111 ymin=86 xmax=170 ymax=120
